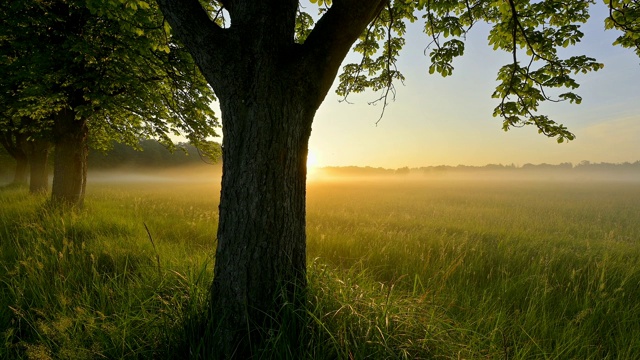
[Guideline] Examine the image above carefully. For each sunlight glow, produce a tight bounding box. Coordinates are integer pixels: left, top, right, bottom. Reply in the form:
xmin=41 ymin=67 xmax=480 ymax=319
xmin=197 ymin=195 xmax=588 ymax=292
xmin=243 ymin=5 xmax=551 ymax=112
xmin=307 ymin=150 xmax=318 ymax=169
xmin=306 ymin=150 xmax=321 ymax=180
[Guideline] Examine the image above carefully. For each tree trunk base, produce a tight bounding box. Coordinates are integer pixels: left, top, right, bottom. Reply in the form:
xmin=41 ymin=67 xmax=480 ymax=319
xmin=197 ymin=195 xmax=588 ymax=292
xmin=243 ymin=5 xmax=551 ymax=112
xmin=185 ymin=283 xmax=307 ymax=360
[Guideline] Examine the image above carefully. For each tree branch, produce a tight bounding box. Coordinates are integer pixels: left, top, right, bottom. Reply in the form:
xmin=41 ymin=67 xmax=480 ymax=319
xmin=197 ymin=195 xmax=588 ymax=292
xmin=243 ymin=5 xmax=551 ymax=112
xmin=338 ymin=11 xmax=383 ymax=104
xmin=300 ymin=0 xmax=387 ymax=107
xmin=218 ymin=0 xmax=233 ymax=14
xmin=156 ymin=0 xmax=228 ymax=81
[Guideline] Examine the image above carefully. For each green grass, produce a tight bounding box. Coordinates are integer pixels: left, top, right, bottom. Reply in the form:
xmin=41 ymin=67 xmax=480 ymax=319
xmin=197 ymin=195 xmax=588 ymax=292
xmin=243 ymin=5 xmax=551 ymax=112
xmin=2 ymin=177 xmax=640 ymax=358
xmin=0 ymin=183 xmax=216 ymax=359
xmin=307 ymin=179 xmax=640 ymax=358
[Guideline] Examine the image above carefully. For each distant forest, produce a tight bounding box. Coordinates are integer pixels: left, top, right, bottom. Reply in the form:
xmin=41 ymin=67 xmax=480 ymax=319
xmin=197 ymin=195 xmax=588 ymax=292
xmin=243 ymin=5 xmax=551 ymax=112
xmin=88 ymin=139 xmax=220 ymax=169
xmin=320 ymin=161 xmax=640 ymax=177
xmin=0 ymin=139 xmax=219 ymax=178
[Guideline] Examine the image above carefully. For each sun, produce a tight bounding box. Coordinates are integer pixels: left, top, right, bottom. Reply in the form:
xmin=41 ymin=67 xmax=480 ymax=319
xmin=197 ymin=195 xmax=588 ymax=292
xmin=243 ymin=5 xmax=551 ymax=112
xmin=306 ymin=150 xmax=319 ymax=170
xmin=306 ymin=150 xmax=322 ymax=180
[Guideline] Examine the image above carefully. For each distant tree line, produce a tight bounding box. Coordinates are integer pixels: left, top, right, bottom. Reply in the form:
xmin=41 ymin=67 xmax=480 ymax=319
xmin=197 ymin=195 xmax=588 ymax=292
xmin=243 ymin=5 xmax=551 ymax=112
xmin=417 ymin=161 xmax=640 ymax=174
xmin=0 ymin=139 xmax=220 ymax=181
xmin=89 ymin=139 xmax=220 ymax=169
xmin=321 ymin=161 xmax=640 ymax=178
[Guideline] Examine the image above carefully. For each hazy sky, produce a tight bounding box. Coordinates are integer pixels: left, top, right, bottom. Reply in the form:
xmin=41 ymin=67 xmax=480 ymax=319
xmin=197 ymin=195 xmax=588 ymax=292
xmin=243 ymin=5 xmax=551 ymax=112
xmin=308 ymin=3 xmax=640 ymax=168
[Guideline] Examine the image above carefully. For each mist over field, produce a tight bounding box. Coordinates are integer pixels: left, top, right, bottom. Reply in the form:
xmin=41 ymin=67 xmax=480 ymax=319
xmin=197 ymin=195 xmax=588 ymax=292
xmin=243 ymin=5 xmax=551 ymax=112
xmin=80 ymin=161 xmax=640 ymax=186
xmin=87 ymin=164 xmax=223 ymax=184
xmin=3 ymin=136 xmax=640 ymax=186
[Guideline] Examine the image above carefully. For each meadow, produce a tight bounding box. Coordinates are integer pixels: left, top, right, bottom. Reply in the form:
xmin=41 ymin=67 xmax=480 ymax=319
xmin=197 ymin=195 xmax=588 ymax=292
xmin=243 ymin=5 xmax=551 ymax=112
xmin=1 ymin=171 xmax=640 ymax=359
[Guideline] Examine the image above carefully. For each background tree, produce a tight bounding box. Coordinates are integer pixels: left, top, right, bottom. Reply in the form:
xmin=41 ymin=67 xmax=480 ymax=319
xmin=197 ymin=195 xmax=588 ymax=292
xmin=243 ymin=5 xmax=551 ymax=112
xmin=0 ymin=146 xmax=14 ymax=182
xmin=0 ymin=0 xmax=219 ymax=206
xmin=155 ymin=0 xmax=640 ymax=356
xmin=0 ymin=120 xmax=29 ymax=186
xmin=0 ymin=84 xmax=51 ymax=192
xmin=23 ymin=137 xmax=52 ymax=193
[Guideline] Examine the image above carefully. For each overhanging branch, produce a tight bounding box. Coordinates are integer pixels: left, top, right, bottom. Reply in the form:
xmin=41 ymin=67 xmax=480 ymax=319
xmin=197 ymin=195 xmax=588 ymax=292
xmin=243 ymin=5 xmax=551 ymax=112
xmin=156 ymin=0 xmax=228 ymax=73
xmin=300 ymin=0 xmax=387 ymax=107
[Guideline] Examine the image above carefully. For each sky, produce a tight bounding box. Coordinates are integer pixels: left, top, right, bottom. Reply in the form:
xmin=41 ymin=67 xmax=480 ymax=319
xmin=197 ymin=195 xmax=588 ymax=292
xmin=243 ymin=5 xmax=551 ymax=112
xmin=307 ymin=3 xmax=640 ymax=168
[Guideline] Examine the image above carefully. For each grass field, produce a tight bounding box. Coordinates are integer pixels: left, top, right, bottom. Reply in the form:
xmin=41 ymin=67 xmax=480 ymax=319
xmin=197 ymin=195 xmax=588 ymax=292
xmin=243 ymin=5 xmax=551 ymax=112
xmin=2 ymin=172 xmax=640 ymax=359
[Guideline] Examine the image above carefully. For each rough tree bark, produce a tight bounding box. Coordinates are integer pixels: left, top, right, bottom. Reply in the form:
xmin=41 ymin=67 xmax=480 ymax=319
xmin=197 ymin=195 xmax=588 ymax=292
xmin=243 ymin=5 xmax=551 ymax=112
xmin=51 ymin=109 xmax=88 ymax=207
xmin=157 ymin=0 xmax=385 ymax=356
xmin=210 ymin=86 xmax=315 ymax=357
xmin=25 ymin=138 xmax=51 ymax=193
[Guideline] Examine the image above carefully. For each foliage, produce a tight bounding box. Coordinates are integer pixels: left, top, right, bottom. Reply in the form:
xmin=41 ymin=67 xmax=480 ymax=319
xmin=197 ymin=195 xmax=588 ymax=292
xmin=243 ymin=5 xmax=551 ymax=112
xmin=0 ymin=0 xmax=219 ymax=151
xmin=606 ymin=0 xmax=640 ymax=56
xmin=2 ymin=179 xmax=640 ymax=358
xmin=286 ymin=0 xmax=640 ymax=141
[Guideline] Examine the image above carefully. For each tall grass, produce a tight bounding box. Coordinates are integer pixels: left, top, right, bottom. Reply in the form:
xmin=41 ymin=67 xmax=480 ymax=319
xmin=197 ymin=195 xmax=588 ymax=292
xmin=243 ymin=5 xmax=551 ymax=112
xmin=1 ymin=177 xmax=640 ymax=358
xmin=306 ymin=179 xmax=640 ymax=359
xmin=0 ymin=183 xmax=216 ymax=359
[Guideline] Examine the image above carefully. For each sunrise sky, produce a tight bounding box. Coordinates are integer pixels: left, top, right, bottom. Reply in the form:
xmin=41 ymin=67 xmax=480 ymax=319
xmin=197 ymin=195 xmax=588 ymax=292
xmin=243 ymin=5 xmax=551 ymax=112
xmin=307 ymin=3 xmax=640 ymax=168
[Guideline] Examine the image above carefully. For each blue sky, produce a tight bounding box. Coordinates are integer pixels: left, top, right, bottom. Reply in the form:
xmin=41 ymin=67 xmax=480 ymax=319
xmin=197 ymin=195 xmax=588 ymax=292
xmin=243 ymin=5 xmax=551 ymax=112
xmin=308 ymin=2 xmax=640 ymax=168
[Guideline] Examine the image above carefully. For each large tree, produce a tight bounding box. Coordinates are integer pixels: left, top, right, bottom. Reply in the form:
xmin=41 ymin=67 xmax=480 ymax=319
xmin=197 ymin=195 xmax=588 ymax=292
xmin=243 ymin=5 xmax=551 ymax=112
xmin=155 ymin=0 xmax=639 ymax=356
xmin=0 ymin=0 xmax=219 ymax=206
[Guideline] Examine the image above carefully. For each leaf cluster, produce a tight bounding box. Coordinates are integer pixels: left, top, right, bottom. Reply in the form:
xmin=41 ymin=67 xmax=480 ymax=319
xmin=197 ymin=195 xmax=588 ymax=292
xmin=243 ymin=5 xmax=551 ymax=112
xmin=487 ymin=0 xmax=602 ymax=142
xmin=335 ymin=2 xmax=410 ymax=123
xmin=605 ymin=0 xmax=640 ymax=57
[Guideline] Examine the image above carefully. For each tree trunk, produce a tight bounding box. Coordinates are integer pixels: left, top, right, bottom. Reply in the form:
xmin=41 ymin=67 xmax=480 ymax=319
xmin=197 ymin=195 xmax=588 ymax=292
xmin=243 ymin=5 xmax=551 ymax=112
xmin=26 ymin=138 xmax=51 ymax=193
xmin=1 ymin=131 xmax=29 ymax=186
xmin=12 ymin=152 xmax=29 ymax=185
xmin=208 ymin=90 xmax=315 ymax=358
xmin=155 ymin=1 xmax=386 ymax=356
xmin=51 ymin=109 xmax=88 ymax=207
